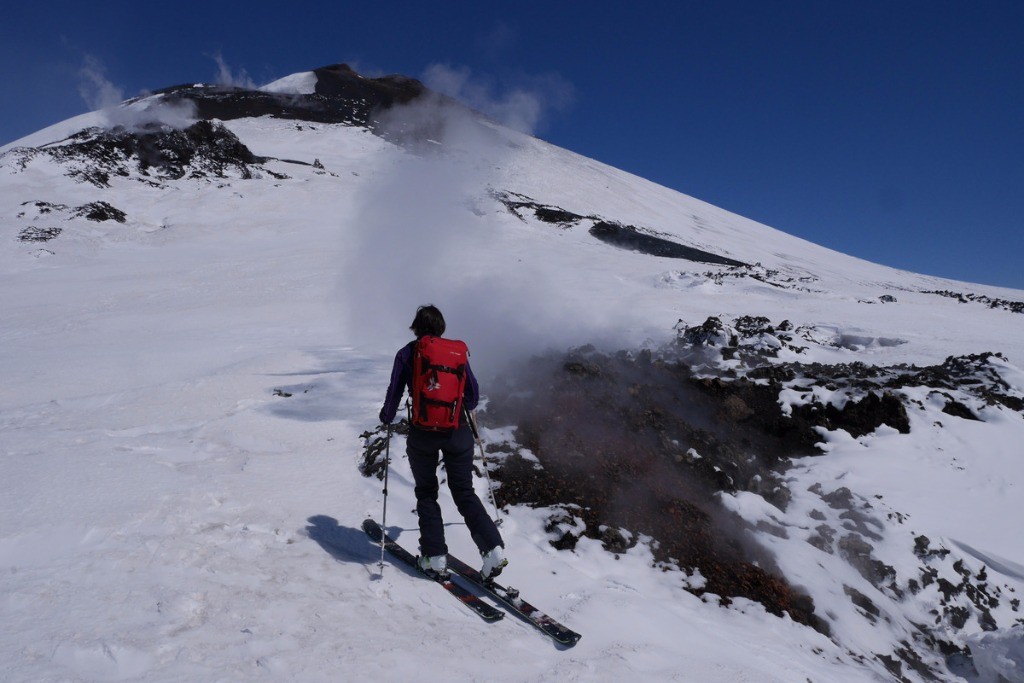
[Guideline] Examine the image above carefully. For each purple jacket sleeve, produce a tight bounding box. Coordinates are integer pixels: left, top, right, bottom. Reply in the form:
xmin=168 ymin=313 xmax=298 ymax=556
xmin=464 ymin=360 xmax=479 ymax=412
xmin=379 ymin=342 xmax=413 ymax=424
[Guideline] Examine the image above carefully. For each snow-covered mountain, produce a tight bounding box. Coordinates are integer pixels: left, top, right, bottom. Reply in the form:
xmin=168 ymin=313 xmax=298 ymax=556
xmin=2 ymin=64 xmax=1023 ymax=682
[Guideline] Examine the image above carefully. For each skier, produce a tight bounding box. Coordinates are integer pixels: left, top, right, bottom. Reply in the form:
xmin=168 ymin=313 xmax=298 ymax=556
xmin=379 ymin=304 xmax=507 ymax=580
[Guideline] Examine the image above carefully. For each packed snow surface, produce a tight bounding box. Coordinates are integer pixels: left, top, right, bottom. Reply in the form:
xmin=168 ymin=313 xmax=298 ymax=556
xmin=2 ymin=85 xmax=1024 ymax=681
xmin=259 ymin=71 xmax=318 ymax=95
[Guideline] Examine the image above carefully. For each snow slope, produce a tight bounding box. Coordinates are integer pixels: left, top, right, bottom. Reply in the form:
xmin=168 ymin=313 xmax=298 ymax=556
xmin=2 ymin=72 xmax=1023 ymax=681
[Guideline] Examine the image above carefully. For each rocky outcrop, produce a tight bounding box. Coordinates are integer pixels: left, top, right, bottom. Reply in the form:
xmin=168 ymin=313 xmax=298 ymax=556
xmin=149 ymin=63 xmax=426 ymax=130
xmin=493 ymin=190 xmax=749 ymax=266
xmin=8 ymin=120 xmax=274 ymax=188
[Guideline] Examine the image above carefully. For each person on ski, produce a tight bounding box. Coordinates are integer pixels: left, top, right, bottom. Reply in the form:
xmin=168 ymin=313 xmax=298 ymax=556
xmin=379 ymin=304 xmax=507 ymax=580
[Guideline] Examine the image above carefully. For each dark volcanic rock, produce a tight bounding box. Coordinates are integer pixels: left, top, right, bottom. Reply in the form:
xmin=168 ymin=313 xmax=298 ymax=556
xmin=790 ymin=390 xmax=910 ymax=438
xmin=492 ymin=190 xmax=748 ymax=266
xmin=151 ymin=63 xmax=426 ymax=130
xmin=451 ymin=327 xmax=1021 ymax=638
xmin=589 ymin=221 xmax=748 ymax=266
xmin=890 ymin=353 xmax=1023 ymax=413
xmin=678 ymin=316 xmax=738 ymax=348
xmin=941 ymin=398 xmax=980 ymax=421
xmin=358 ymin=420 xmax=411 ymax=480
xmin=699 ymin=264 xmax=821 ymax=292
xmin=922 ymin=289 xmax=1024 ymax=315
xmin=838 ymin=533 xmax=896 ymax=586
xmin=18 ymin=226 xmax=62 ymax=242
xmin=14 ymin=200 xmax=127 ymax=241
xmin=482 ymin=347 xmax=825 ymax=631
xmin=493 ymin=190 xmax=585 ymax=228
xmin=74 ymin=201 xmax=127 ymax=222
xmin=39 ymin=120 xmax=266 ymax=186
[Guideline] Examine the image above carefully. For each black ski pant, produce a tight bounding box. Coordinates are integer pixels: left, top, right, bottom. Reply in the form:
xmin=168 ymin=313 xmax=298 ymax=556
xmin=406 ymin=425 xmax=503 ymax=558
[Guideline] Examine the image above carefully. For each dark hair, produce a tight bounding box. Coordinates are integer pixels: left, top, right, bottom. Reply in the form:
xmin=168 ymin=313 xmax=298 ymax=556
xmin=410 ymin=305 xmax=446 ymax=338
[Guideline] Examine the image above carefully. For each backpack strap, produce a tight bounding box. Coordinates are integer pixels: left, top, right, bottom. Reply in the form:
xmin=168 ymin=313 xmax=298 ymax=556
xmin=419 ymin=362 xmax=466 ymax=378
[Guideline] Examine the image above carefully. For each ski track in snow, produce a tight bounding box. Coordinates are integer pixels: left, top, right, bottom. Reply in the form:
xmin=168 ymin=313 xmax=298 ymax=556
xmin=2 ymin=106 xmax=1024 ymax=682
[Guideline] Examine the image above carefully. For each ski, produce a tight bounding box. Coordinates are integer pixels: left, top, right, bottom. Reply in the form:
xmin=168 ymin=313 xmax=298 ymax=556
xmin=362 ymin=518 xmax=504 ymax=623
xmin=445 ymin=553 xmax=582 ymax=646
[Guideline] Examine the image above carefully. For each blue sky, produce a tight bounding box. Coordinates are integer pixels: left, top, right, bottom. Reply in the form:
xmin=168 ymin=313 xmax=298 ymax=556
xmin=3 ymin=1 xmax=1022 ymax=289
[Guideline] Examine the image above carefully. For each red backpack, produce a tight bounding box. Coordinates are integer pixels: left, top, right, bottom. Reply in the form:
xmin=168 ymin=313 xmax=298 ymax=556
xmin=411 ymin=336 xmax=469 ymax=431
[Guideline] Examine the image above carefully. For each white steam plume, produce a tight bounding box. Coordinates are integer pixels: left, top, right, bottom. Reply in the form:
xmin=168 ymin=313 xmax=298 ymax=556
xmin=77 ymin=55 xmax=196 ymax=130
xmin=338 ymin=94 xmax=510 ymax=361
xmin=78 ymin=55 xmax=126 ymax=112
xmin=338 ymin=81 xmax=628 ymax=380
xmin=422 ymin=64 xmax=574 ymax=135
xmin=212 ymin=52 xmax=257 ymax=89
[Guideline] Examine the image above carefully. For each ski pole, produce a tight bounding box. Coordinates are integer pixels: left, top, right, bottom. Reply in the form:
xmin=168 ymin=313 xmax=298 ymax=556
xmin=379 ymin=422 xmax=392 ymax=571
xmin=465 ymin=408 xmax=502 ymax=527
